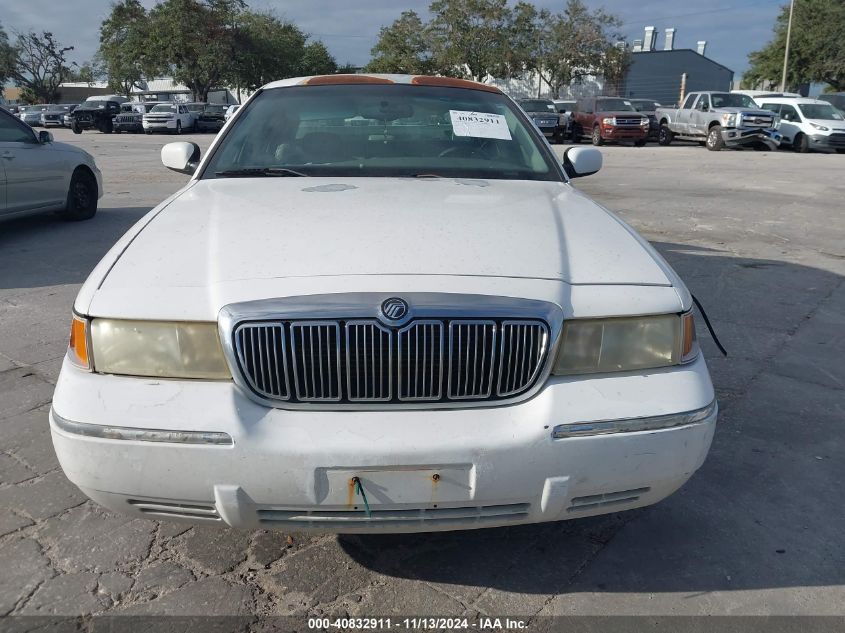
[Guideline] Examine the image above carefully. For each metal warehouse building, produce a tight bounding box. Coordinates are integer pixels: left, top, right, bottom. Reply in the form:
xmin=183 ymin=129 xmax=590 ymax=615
xmin=621 ymin=27 xmax=734 ymax=106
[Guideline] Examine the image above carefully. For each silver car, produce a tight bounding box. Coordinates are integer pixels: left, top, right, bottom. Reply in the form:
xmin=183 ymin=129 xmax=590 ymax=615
xmin=0 ymin=108 xmax=103 ymax=220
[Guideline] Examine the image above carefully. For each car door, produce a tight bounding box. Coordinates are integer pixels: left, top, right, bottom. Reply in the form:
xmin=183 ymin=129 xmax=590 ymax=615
xmin=777 ymin=104 xmax=801 ymax=144
xmin=0 ymin=110 xmax=68 ymax=214
xmin=675 ymin=94 xmax=698 ymax=134
xmin=690 ymin=94 xmax=711 ymax=135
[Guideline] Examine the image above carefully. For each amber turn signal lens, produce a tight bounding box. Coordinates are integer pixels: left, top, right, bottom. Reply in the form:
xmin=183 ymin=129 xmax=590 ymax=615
xmin=681 ymin=312 xmax=698 ymax=362
xmin=68 ymin=315 xmax=91 ymax=370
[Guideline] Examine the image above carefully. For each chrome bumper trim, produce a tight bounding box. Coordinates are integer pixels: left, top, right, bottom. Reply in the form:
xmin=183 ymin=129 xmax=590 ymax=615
xmin=51 ymin=408 xmax=234 ymax=445
xmin=551 ymin=399 xmax=717 ymax=439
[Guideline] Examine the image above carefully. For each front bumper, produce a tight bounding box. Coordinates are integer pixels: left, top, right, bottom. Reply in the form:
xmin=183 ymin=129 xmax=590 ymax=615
xmin=114 ymin=121 xmax=143 ymax=132
xmin=601 ymin=126 xmax=648 ymax=141
xmin=51 ymin=354 xmax=716 ymax=533
xmin=808 ymin=133 xmax=845 ymax=150
xmin=143 ymin=119 xmax=178 ymax=131
xmin=722 ymin=127 xmax=782 ymax=149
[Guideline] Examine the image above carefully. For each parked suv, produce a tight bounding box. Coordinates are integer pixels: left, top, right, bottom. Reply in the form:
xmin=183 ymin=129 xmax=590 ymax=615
xmin=114 ymin=102 xmax=163 ymax=133
xmin=571 ymin=96 xmax=649 ymax=146
xmin=40 ymin=104 xmax=77 ymax=128
xmin=517 ymin=98 xmax=565 ymax=143
xmin=628 ymin=99 xmax=662 ymax=141
xmin=656 ymin=92 xmax=781 ymax=151
xmin=196 ymin=103 xmax=228 ymax=132
xmin=755 ymin=97 xmax=845 ymax=153
xmin=142 ymin=103 xmax=196 ymax=134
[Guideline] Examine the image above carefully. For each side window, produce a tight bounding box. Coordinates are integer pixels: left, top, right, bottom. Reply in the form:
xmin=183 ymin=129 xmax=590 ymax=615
xmin=696 ymin=94 xmax=710 ymax=110
xmin=0 ymin=111 xmax=36 ymax=143
xmin=760 ymin=103 xmax=781 ymax=116
xmin=780 ymin=105 xmax=799 ymax=122
xmin=681 ymin=94 xmax=696 ymax=109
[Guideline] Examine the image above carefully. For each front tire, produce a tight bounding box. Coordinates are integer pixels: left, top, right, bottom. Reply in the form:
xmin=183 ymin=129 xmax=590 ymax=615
xmin=658 ymin=124 xmax=673 ymax=146
xmin=706 ymin=125 xmax=725 ymax=151
xmin=60 ymin=169 xmax=98 ymax=222
xmin=793 ymin=133 xmax=810 ymax=153
xmin=634 ymin=139 xmax=647 ymax=147
xmin=591 ymin=125 xmax=604 ymax=146
xmin=71 ymin=121 xmax=82 ymax=135
xmin=174 ymin=120 xmax=182 ymax=135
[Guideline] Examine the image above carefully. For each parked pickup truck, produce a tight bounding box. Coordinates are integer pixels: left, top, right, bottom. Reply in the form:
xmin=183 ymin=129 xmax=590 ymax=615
xmin=656 ymin=91 xmax=782 ymax=151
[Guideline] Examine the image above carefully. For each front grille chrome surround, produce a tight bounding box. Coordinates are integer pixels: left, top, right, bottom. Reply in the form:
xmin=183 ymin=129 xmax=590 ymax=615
xmin=222 ymin=294 xmax=563 ymax=410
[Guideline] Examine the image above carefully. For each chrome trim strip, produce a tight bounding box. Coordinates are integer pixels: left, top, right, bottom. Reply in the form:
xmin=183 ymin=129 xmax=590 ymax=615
xmin=289 ymin=321 xmax=342 ymax=401
xmin=218 ymin=293 xmax=564 ymax=411
xmin=51 ymin=409 xmax=234 ymax=445
xmin=497 ymin=320 xmax=549 ymax=397
xmin=233 ymin=322 xmax=290 ymax=401
xmin=551 ymin=399 xmax=717 ymax=439
xmin=397 ymin=319 xmax=444 ymax=401
xmin=447 ymin=320 xmax=496 ymax=400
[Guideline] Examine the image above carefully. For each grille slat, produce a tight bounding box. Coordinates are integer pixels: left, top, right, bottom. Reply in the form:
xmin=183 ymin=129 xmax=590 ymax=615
xmin=234 ymin=317 xmax=548 ymax=405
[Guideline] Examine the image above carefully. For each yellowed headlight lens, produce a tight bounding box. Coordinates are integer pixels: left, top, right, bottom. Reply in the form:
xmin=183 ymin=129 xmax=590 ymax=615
xmin=90 ymin=319 xmax=231 ymax=379
xmin=552 ymin=314 xmax=683 ymax=375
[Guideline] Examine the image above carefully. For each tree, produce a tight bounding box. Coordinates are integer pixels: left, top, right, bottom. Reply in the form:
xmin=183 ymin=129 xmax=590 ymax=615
xmin=427 ymin=0 xmax=514 ymax=81
xmin=98 ymin=0 xmax=151 ymax=97
xmin=300 ymin=41 xmax=337 ymax=76
xmin=0 ymin=24 xmax=14 ymax=96
xmin=534 ymin=0 xmax=624 ymax=98
xmin=146 ymin=0 xmax=244 ymax=102
xmin=67 ymin=59 xmax=105 ymax=86
xmin=366 ymin=11 xmax=434 ymax=75
xmin=745 ymin=0 xmax=845 ymax=91
xmin=229 ymin=12 xmax=308 ymax=92
xmin=6 ymin=31 xmax=75 ymax=103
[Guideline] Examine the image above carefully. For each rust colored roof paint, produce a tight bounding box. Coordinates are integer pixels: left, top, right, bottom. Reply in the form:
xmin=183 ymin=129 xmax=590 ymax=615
xmin=411 ymin=76 xmax=502 ymax=93
xmin=305 ymin=75 xmax=395 ymax=86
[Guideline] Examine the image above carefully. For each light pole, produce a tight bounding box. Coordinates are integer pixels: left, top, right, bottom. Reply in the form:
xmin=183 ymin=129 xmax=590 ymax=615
xmin=781 ymin=0 xmax=795 ymax=92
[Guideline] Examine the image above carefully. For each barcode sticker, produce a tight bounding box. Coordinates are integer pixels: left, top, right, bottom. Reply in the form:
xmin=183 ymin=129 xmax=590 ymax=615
xmin=449 ymin=110 xmax=512 ymax=140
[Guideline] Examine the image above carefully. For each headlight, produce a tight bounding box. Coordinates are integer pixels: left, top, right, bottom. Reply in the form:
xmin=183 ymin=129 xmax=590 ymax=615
xmin=552 ymin=312 xmax=698 ymax=376
xmin=88 ymin=319 xmax=231 ymax=379
xmin=639 ymin=118 xmax=650 ymax=126
xmin=721 ymin=113 xmax=737 ymax=127
xmin=602 ymin=117 xmax=616 ymax=126
xmin=810 ymin=122 xmax=830 ymax=131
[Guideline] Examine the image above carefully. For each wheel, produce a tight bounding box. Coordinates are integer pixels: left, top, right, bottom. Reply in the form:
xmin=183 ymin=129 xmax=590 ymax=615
xmin=658 ymin=124 xmax=673 ymax=146
xmin=706 ymin=125 xmax=725 ymax=151
xmin=591 ymin=125 xmax=604 ymax=146
xmin=144 ymin=129 xmax=152 ymax=135
xmin=102 ymin=119 xmax=113 ymax=134
xmin=634 ymin=139 xmax=647 ymax=147
xmin=175 ymin=120 xmax=182 ymax=135
xmin=71 ymin=121 xmax=82 ymax=135
xmin=569 ymin=125 xmax=582 ymax=143
xmin=793 ymin=133 xmax=809 ymax=153
xmin=837 ymin=149 xmax=845 ymax=154
xmin=60 ymin=169 xmax=97 ymax=221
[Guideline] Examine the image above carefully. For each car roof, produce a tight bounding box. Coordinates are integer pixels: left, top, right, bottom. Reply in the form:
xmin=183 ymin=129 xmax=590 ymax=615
xmin=261 ymin=74 xmax=503 ymax=94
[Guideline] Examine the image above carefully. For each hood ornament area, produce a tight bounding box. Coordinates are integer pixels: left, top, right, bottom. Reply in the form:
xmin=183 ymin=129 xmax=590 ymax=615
xmin=380 ymin=297 xmax=408 ymax=321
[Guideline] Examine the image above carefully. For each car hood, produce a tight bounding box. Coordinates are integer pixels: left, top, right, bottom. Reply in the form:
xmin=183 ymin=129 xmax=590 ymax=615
xmin=526 ymin=110 xmax=558 ymax=117
xmin=601 ymin=111 xmax=646 ymax=118
xmin=89 ymin=177 xmax=674 ymax=317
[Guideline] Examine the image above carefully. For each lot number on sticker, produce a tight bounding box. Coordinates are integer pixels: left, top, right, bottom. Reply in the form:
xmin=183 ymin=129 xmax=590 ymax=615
xmin=449 ymin=110 xmax=512 ymax=140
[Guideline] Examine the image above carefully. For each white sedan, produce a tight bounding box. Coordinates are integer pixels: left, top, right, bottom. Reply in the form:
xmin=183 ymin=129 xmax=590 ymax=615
xmin=0 ymin=108 xmax=102 ymax=220
xmin=51 ymin=74 xmax=716 ymax=533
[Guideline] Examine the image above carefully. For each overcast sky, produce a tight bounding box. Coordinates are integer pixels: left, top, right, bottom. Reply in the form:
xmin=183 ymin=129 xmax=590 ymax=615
xmin=0 ymin=0 xmax=784 ymax=77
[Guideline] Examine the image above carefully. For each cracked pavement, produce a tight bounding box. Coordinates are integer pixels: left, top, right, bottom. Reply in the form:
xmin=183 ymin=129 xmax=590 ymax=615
xmin=1 ymin=130 xmax=844 ymax=623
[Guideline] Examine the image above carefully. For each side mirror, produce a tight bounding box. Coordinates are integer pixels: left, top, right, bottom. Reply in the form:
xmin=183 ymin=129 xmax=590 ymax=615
xmin=38 ymin=130 xmax=53 ymax=144
xmin=563 ymin=147 xmax=602 ymax=178
xmin=161 ymin=141 xmax=201 ymax=174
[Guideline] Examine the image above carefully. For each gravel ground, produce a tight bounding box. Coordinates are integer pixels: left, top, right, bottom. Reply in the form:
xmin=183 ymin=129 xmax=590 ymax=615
xmin=1 ymin=128 xmax=844 ymax=626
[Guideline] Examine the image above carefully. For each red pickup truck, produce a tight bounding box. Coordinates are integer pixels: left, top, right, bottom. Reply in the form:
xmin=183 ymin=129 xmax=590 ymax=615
xmin=571 ymin=96 xmax=650 ymax=146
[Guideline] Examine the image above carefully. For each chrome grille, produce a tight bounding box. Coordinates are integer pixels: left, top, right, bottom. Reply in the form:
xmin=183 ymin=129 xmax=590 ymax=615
xmin=235 ymin=323 xmax=290 ymax=400
xmin=398 ymin=320 xmax=444 ymax=401
xmin=232 ymin=317 xmax=549 ymax=406
xmin=740 ymin=114 xmax=773 ymax=128
xmin=497 ymin=321 xmax=549 ymax=397
xmin=346 ymin=321 xmax=392 ymax=401
xmin=616 ymin=117 xmax=644 ymax=126
xmin=448 ymin=321 xmax=496 ymax=399
xmin=290 ymin=322 xmax=342 ymax=401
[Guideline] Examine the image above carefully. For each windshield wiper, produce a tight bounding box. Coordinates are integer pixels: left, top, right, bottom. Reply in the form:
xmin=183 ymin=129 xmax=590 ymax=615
xmin=215 ymin=167 xmax=307 ymax=178
xmin=407 ymin=173 xmax=446 ymax=179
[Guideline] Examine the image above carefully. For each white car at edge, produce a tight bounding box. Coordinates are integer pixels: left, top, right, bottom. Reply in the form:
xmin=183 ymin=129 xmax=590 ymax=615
xmin=51 ymin=74 xmax=717 ymax=533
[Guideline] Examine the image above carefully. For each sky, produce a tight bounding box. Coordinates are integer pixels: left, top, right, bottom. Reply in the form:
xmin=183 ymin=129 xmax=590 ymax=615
xmin=0 ymin=0 xmax=786 ymax=78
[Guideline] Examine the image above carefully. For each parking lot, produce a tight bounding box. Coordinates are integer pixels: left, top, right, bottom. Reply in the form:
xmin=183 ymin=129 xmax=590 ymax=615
xmin=1 ymin=128 xmax=844 ymax=623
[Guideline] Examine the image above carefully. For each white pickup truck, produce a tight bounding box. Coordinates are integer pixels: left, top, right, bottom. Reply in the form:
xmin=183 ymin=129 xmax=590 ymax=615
xmin=656 ymin=91 xmax=782 ymax=151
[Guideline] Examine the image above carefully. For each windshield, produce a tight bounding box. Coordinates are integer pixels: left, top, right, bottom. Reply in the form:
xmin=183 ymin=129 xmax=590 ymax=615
xmin=596 ymin=98 xmax=635 ymax=112
xmin=711 ymin=93 xmax=757 ymax=108
xmin=204 ymin=105 xmax=227 ymax=113
xmin=798 ymin=103 xmax=843 ymax=120
xmin=151 ymin=104 xmax=176 ymax=113
xmin=81 ymin=100 xmax=110 ymax=110
xmin=187 ymin=103 xmax=206 ymax=112
xmin=520 ymin=100 xmax=555 ymax=112
xmin=202 ymin=84 xmax=560 ymax=181
xmin=630 ymin=100 xmax=660 ymax=111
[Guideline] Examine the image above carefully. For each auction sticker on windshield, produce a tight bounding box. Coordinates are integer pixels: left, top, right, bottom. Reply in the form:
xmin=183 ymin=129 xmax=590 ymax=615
xmin=449 ymin=110 xmax=512 ymax=140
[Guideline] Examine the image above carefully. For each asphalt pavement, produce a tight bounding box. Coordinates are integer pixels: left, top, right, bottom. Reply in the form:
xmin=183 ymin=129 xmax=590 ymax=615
xmin=1 ymin=128 xmax=844 ymax=625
